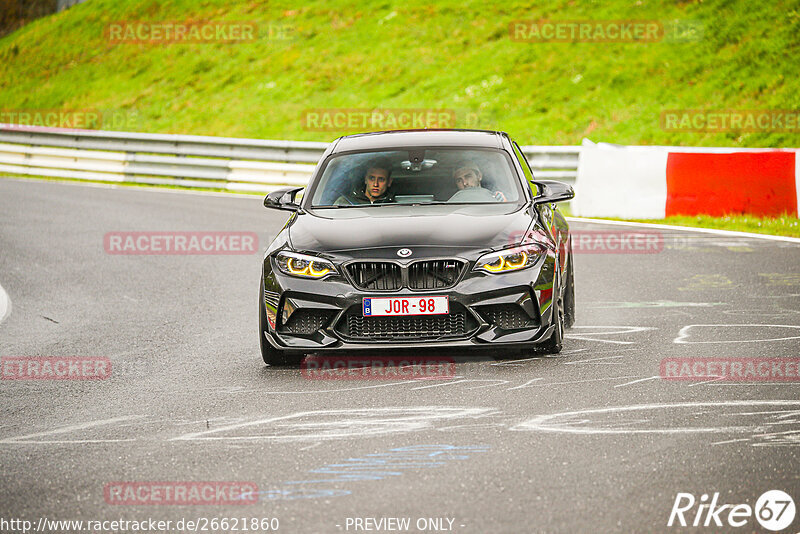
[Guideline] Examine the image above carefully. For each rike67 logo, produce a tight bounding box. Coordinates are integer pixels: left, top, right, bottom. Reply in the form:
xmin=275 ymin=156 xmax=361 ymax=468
xmin=668 ymin=490 xmax=795 ymax=531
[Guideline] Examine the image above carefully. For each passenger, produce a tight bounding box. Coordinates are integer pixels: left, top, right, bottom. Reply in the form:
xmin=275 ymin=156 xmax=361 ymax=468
xmin=452 ymin=160 xmax=506 ymax=201
xmin=334 ymin=158 xmax=396 ymax=205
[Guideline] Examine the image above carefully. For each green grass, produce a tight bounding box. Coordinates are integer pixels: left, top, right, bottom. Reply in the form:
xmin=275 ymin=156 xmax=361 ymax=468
xmin=1 ymin=0 xmax=799 ymax=146
xmin=609 ymin=214 xmax=800 ymax=238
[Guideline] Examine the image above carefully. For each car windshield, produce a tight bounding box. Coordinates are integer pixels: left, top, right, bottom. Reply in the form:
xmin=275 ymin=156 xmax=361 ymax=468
xmin=309 ymin=148 xmax=523 ymax=208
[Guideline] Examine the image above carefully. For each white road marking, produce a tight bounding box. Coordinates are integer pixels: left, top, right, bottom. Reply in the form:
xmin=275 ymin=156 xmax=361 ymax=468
xmin=437 ymin=423 xmax=507 ymax=432
xmin=674 ymin=324 xmax=800 ymax=344
xmin=507 ymin=376 xmax=639 ymax=390
xmin=706 ymin=382 xmax=800 ymax=387
xmin=587 ymin=301 xmax=722 ymax=309
xmin=505 ymin=378 xmax=545 ymax=390
xmin=565 ymin=325 xmax=656 ymax=345
xmin=614 ymin=376 xmax=661 ymax=388
xmin=466 ymin=379 xmax=511 ymax=390
xmin=721 ymin=307 xmax=800 ymax=317
xmin=711 ymin=438 xmax=752 ymax=446
xmin=410 ymin=380 xmax=470 ymax=391
xmin=559 ymin=348 xmax=590 ymax=354
xmin=490 ymin=356 xmax=541 ymax=366
xmin=0 ymin=415 xmax=144 ymax=444
xmin=512 ymin=400 xmax=800 ymax=435
xmin=412 ymin=378 xmax=511 ymax=390
xmin=564 ymin=336 xmax=633 ymax=344
xmin=262 ymin=381 xmax=413 ymax=394
xmin=0 ymin=439 xmax=138 ymax=444
xmin=566 ymin=216 xmax=800 ymax=244
xmin=171 ymin=407 xmax=492 ymax=443
xmin=687 ymin=375 xmax=726 ymax=387
xmin=485 ymin=348 xmax=588 ymax=366
xmin=565 ymin=354 xmax=625 ymax=365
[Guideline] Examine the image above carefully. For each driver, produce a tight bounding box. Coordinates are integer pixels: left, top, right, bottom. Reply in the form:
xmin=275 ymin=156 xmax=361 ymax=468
xmin=452 ymin=160 xmax=506 ymax=201
xmin=334 ymin=158 xmax=396 ymax=205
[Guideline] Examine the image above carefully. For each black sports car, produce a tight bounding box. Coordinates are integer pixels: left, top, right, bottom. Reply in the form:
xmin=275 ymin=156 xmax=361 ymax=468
xmin=259 ymin=129 xmax=575 ymax=365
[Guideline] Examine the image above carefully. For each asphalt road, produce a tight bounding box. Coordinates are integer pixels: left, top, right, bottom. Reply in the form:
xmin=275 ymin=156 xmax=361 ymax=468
xmin=1 ymin=177 xmax=800 ymax=534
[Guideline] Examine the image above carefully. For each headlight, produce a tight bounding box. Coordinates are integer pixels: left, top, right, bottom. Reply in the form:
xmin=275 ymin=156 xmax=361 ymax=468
xmin=275 ymin=251 xmax=336 ymax=279
xmin=474 ymin=244 xmax=545 ymax=274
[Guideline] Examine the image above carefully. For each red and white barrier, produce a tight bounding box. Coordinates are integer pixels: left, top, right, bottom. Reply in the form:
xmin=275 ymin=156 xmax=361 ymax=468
xmin=573 ymin=140 xmax=800 ymax=218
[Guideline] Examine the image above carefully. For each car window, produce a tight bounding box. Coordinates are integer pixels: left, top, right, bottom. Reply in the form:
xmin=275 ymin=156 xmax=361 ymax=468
xmin=512 ymin=141 xmax=539 ymax=196
xmin=309 ymin=148 xmax=523 ymax=207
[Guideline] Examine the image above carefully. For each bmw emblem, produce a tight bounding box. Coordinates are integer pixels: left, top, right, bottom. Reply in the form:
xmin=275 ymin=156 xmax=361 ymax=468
xmin=397 ymin=248 xmax=412 ymax=257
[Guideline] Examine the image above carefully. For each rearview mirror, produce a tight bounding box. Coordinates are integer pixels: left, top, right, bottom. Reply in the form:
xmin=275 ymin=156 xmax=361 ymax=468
xmin=264 ymin=187 xmax=304 ymax=212
xmin=400 ymin=159 xmax=437 ymax=172
xmin=532 ymin=180 xmax=574 ymax=204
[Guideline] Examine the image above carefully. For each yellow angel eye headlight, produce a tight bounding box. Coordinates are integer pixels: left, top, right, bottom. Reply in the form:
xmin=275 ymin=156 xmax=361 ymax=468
xmin=308 ymin=262 xmax=331 ymax=276
xmin=483 ymin=257 xmax=507 ymax=272
xmin=504 ymin=251 xmax=528 ymax=269
xmin=287 ymin=258 xmax=310 ymax=275
xmin=475 ymin=246 xmax=542 ymax=274
xmin=277 ymin=252 xmax=336 ymax=279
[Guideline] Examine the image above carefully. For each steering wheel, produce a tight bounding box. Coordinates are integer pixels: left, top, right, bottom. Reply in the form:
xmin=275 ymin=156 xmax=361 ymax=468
xmin=447 ymin=187 xmax=499 ymax=203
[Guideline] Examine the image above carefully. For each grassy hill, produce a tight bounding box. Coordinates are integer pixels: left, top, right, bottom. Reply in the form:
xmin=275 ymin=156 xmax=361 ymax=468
xmin=1 ymin=0 xmax=799 ymax=146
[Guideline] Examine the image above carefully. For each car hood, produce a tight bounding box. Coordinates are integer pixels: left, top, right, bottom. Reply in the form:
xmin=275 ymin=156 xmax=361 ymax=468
xmin=288 ymin=204 xmax=536 ymax=259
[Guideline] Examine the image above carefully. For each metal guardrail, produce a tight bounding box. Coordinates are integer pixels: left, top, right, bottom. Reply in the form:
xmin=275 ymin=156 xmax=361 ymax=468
xmin=0 ymin=125 xmax=579 ymax=192
xmin=58 ymin=0 xmax=90 ymax=11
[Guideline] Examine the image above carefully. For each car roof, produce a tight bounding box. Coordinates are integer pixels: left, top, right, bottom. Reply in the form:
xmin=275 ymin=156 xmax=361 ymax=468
xmin=330 ymin=129 xmax=509 ymax=153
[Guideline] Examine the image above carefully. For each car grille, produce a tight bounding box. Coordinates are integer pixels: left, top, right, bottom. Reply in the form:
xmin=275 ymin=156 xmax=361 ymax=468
xmin=346 ymin=260 xmax=465 ymax=291
xmin=408 ymin=260 xmax=464 ymax=289
xmin=279 ymin=309 xmax=335 ymax=334
xmin=345 ymin=313 xmax=467 ymax=339
xmin=346 ymin=262 xmax=403 ymax=290
xmin=338 ymin=303 xmax=476 ymax=341
xmin=477 ymin=304 xmax=539 ymax=330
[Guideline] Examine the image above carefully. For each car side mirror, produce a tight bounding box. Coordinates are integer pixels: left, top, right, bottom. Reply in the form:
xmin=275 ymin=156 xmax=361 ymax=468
xmin=264 ymin=187 xmax=304 ymax=212
xmin=532 ymin=180 xmax=574 ymax=205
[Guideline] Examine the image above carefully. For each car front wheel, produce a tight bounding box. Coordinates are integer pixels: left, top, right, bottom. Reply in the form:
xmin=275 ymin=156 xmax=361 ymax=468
xmin=563 ymin=248 xmax=575 ymax=328
xmin=539 ymin=273 xmax=564 ymax=354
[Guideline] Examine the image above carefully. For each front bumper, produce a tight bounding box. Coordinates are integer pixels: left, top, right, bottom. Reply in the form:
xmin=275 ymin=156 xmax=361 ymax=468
xmin=262 ymin=254 xmax=557 ymax=352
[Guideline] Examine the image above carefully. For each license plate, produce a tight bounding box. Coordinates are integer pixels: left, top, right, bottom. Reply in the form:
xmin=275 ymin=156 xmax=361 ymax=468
xmin=363 ymin=296 xmax=449 ymax=317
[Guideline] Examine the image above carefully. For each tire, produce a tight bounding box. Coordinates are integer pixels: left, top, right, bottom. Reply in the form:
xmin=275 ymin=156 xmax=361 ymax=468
xmin=259 ymin=279 xmax=304 ymax=367
xmin=563 ymin=249 xmax=576 ymax=329
xmin=539 ymin=271 xmax=564 ymax=354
